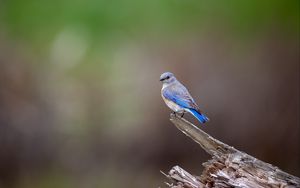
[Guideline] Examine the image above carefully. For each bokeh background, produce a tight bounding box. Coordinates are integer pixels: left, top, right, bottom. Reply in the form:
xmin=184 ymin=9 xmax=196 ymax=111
xmin=0 ymin=1 xmax=299 ymax=187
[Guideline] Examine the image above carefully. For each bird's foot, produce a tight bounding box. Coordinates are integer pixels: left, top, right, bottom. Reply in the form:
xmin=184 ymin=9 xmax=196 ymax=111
xmin=172 ymin=111 xmax=177 ymax=117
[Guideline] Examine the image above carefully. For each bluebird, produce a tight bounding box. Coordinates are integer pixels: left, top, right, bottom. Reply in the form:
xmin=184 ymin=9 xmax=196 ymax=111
xmin=160 ymin=72 xmax=209 ymax=124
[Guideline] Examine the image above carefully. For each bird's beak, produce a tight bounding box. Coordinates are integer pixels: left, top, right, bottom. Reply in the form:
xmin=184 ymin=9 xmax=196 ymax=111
xmin=159 ymin=78 xmax=164 ymax=81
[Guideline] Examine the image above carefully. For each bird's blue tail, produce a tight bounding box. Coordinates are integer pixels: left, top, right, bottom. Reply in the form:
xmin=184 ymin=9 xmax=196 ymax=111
xmin=187 ymin=109 xmax=209 ymax=124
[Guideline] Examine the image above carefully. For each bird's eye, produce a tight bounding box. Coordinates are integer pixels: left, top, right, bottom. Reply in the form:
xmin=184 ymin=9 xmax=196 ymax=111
xmin=166 ymin=76 xmax=170 ymax=79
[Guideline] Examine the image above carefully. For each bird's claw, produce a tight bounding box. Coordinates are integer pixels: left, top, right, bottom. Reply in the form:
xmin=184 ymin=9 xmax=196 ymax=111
xmin=172 ymin=111 xmax=176 ymax=117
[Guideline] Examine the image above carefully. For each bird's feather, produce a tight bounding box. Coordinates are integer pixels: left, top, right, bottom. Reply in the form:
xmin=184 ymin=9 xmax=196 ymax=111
xmin=162 ymin=82 xmax=199 ymax=110
xmin=185 ymin=109 xmax=209 ymax=123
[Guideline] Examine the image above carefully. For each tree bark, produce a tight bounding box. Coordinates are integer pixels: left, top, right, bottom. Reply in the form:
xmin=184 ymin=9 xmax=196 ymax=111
xmin=162 ymin=114 xmax=300 ymax=188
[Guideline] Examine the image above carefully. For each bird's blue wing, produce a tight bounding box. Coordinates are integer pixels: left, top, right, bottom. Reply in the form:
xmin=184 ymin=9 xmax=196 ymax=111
xmin=162 ymin=82 xmax=209 ymax=124
xmin=163 ymin=88 xmax=198 ymax=109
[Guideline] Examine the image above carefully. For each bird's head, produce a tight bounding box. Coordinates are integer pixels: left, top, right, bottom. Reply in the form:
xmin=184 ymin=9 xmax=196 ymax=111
xmin=160 ymin=72 xmax=176 ymax=84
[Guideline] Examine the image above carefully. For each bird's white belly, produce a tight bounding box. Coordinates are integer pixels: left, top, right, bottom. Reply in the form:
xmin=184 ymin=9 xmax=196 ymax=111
xmin=163 ymin=97 xmax=184 ymax=113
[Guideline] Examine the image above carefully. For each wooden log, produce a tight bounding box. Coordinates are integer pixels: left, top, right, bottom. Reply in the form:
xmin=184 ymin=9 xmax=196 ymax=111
xmin=162 ymin=113 xmax=300 ymax=188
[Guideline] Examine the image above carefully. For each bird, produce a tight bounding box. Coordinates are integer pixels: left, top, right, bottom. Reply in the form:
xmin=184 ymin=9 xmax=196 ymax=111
xmin=160 ymin=72 xmax=209 ymax=124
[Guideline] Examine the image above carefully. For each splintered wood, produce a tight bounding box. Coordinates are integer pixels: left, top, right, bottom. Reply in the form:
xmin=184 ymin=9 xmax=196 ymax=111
xmin=162 ymin=114 xmax=300 ymax=188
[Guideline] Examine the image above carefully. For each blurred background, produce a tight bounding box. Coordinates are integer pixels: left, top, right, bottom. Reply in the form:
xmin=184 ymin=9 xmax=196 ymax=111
xmin=0 ymin=1 xmax=299 ymax=187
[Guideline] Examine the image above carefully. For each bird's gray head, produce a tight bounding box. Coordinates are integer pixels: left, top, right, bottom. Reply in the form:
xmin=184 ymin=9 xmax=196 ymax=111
xmin=160 ymin=72 xmax=176 ymax=84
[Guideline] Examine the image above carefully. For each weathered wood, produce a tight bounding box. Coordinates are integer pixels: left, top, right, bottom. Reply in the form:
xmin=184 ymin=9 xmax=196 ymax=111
xmin=162 ymin=113 xmax=300 ymax=188
xmin=161 ymin=166 xmax=204 ymax=188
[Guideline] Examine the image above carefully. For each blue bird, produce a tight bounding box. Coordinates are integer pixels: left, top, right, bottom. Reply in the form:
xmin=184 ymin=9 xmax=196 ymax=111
xmin=160 ymin=72 xmax=209 ymax=124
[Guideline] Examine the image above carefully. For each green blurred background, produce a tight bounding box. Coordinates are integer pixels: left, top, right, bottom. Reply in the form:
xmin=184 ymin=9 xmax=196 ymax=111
xmin=0 ymin=1 xmax=299 ymax=187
